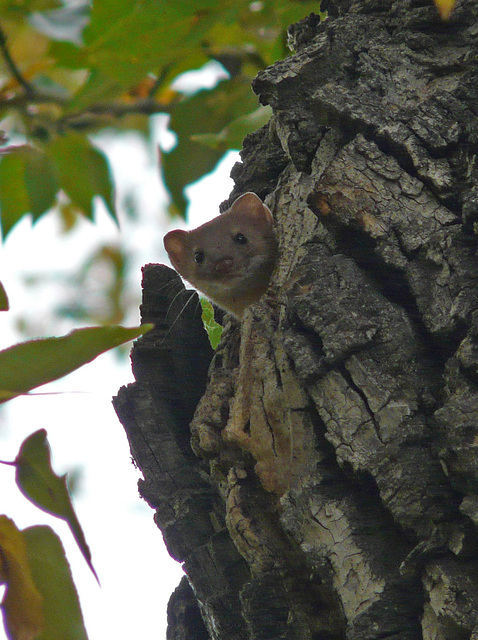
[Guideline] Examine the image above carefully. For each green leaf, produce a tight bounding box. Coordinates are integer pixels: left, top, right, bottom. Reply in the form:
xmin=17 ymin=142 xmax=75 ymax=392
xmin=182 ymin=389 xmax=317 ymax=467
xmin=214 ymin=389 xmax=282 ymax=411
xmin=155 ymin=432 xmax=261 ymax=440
xmin=47 ymin=132 xmax=117 ymax=223
xmin=192 ymin=105 xmax=272 ymax=151
xmin=0 ymin=281 xmax=8 ymax=310
xmin=23 ymin=0 xmax=61 ymax=11
xmin=78 ymin=0 xmax=239 ymax=90
xmin=200 ymin=298 xmax=223 ymax=349
xmin=0 ymin=148 xmax=32 ymax=238
xmin=0 ymin=146 xmax=58 ymax=238
xmin=0 ymin=323 xmax=152 ymax=402
xmin=49 ymin=40 xmax=87 ymax=69
xmin=162 ymin=78 xmax=258 ymax=213
xmin=24 ymin=148 xmax=59 ymax=219
xmin=65 ymin=68 xmax=122 ymax=111
xmin=162 ymin=138 xmax=222 ymax=215
xmin=16 ymin=430 xmax=98 ymax=581
xmin=23 ymin=525 xmax=88 ymax=640
xmin=0 ymin=0 xmax=61 ymax=22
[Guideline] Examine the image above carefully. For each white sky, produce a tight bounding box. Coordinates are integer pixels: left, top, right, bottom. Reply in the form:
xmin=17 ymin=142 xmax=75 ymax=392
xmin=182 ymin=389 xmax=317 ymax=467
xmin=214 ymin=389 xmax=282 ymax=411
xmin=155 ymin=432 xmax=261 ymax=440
xmin=0 ymin=115 xmax=239 ymax=639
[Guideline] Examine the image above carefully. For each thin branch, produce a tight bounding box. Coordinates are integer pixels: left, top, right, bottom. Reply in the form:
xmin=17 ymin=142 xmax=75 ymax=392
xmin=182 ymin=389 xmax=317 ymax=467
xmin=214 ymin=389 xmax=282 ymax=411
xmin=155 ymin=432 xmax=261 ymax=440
xmin=61 ymin=98 xmax=173 ymax=129
xmin=0 ymin=25 xmax=34 ymax=96
xmin=1 ymin=93 xmax=67 ymax=108
xmin=0 ymin=43 xmax=177 ymax=132
xmin=0 ymin=91 xmax=172 ymax=130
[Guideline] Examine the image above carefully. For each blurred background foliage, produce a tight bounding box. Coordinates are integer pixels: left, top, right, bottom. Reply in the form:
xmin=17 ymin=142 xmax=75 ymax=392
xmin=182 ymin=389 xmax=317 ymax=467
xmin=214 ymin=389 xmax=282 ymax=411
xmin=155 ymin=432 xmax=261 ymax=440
xmin=0 ymin=0 xmax=321 ymax=337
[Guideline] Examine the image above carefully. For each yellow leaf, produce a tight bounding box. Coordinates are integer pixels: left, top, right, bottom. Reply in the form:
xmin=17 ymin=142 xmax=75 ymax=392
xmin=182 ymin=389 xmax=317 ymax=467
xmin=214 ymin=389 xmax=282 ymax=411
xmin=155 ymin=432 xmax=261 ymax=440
xmin=23 ymin=527 xmax=88 ymax=640
xmin=0 ymin=517 xmax=43 ymax=640
xmin=9 ymin=25 xmax=50 ymax=77
xmin=433 ymin=0 xmax=455 ymax=20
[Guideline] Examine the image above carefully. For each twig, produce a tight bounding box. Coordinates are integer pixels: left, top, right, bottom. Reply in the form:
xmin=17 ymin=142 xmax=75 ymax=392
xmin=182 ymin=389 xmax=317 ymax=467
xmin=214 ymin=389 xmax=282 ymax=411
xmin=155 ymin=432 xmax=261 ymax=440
xmin=147 ymin=65 xmax=172 ymax=98
xmin=61 ymin=98 xmax=173 ymax=129
xmin=1 ymin=93 xmax=67 ymax=107
xmin=0 ymin=25 xmax=34 ymax=96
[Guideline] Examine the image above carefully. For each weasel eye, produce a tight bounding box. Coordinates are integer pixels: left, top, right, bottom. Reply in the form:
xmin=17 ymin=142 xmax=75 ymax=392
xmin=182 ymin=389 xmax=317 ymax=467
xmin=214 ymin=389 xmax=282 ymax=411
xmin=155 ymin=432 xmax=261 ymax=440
xmin=234 ymin=233 xmax=248 ymax=245
xmin=194 ymin=250 xmax=205 ymax=264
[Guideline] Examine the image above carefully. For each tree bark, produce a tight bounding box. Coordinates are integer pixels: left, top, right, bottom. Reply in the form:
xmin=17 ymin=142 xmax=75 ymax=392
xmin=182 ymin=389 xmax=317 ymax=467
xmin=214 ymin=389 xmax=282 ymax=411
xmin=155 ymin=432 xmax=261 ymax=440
xmin=114 ymin=1 xmax=478 ymax=638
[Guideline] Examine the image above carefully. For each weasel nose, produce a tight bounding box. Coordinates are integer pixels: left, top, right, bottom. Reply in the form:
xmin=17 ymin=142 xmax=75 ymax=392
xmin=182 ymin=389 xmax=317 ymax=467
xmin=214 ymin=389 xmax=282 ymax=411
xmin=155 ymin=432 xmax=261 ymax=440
xmin=214 ymin=258 xmax=233 ymax=274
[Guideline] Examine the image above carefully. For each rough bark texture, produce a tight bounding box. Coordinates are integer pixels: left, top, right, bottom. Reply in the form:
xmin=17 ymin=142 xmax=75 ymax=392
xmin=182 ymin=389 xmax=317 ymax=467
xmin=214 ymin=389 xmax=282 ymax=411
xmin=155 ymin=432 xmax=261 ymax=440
xmin=114 ymin=1 xmax=478 ymax=638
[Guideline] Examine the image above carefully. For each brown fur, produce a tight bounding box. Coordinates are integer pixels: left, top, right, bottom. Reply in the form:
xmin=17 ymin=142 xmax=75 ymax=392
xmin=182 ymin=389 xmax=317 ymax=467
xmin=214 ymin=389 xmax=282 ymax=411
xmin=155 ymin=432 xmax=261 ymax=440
xmin=164 ymin=193 xmax=278 ymax=318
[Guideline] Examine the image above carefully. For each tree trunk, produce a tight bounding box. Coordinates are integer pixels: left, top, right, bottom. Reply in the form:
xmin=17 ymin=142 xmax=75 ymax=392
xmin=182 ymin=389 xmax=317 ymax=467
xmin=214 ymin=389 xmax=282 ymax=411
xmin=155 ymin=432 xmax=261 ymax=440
xmin=113 ymin=1 xmax=478 ymax=638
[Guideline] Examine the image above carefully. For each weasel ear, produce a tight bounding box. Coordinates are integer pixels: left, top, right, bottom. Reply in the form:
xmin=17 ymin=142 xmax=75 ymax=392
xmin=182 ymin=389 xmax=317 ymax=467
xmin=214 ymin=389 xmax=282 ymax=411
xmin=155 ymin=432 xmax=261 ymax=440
xmin=163 ymin=230 xmax=189 ymax=272
xmin=230 ymin=192 xmax=272 ymax=222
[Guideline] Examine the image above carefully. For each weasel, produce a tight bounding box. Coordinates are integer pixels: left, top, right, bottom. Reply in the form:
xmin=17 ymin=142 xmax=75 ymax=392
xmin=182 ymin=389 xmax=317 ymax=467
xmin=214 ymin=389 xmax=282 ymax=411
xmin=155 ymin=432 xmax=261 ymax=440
xmin=163 ymin=192 xmax=278 ymax=319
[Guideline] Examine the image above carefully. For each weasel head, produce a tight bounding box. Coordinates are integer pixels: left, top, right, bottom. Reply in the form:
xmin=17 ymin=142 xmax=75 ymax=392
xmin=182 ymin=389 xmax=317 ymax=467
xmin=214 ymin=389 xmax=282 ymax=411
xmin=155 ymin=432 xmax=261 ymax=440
xmin=163 ymin=192 xmax=278 ymax=318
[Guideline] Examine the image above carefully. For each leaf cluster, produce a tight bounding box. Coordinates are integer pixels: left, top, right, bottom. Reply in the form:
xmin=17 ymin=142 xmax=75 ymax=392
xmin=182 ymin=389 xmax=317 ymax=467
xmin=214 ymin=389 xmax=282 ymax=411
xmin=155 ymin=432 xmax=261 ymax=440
xmin=0 ymin=322 xmax=152 ymax=639
xmin=0 ymin=0 xmax=320 ymax=235
xmin=0 ymin=430 xmax=93 ymax=640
